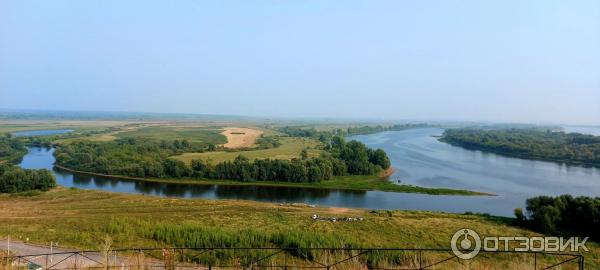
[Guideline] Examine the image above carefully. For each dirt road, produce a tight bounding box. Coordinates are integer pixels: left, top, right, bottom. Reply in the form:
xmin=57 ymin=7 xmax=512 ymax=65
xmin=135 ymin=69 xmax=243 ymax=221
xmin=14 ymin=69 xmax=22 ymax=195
xmin=0 ymin=239 xmax=125 ymax=269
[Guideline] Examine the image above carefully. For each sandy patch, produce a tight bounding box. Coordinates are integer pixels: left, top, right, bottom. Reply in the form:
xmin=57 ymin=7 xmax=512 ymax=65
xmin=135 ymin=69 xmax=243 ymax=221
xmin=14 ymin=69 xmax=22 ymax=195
xmin=327 ymin=207 xmax=353 ymax=215
xmin=221 ymin=127 xmax=263 ymax=148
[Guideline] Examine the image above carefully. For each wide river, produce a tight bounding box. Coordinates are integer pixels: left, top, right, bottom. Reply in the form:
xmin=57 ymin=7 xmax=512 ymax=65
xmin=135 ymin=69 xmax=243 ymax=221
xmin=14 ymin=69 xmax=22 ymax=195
xmin=19 ymin=128 xmax=600 ymax=217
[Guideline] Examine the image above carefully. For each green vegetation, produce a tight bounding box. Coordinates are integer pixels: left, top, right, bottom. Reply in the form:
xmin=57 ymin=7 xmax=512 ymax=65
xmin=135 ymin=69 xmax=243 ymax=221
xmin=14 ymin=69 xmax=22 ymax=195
xmin=55 ymin=138 xmax=202 ymax=177
xmin=115 ymin=126 xmax=227 ymax=147
xmin=54 ymin=135 xmax=390 ymax=183
xmin=1 ymin=188 xmax=597 ymax=268
xmin=0 ymin=165 xmax=56 ymax=193
xmin=0 ymin=135 xmax=27 ymax=163
xmin=51 ymin=125 xmax=483 ymax=195
xmin=56 ymin=168 xmax=484 ymax=195
xmin=345 ymin=123 xmax=431 ymax=135
xmin=440 ymin=128 xmax=600 ymax=167
xmin=517 ymin=195 xmax=600 ymax=241
xmin=197 ymin=135 xmax=392 ymax=182
xmin=246 ymin=135 xmax=281 ymax=149
xmin=277 ymin=123 xmax=430 ymax=139
xmin=175 ymin=137 xmax=321 ymax=164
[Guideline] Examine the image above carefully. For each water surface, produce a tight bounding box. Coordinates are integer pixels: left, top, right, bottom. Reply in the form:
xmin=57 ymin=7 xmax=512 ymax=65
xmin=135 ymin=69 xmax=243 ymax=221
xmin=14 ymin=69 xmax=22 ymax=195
xmin=18 ymin=128 xmax=600 ymax=217
xmin=562 ymin=125 xmax=600 ymax=136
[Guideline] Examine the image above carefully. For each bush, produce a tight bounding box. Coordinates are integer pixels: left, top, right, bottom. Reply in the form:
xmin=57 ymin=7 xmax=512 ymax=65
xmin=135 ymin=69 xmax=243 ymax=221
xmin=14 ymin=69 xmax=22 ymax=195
xmin=0 ymin=165 xmax=56 ymax=193
xmin=517 ymin=195 xmax=600 ymax=241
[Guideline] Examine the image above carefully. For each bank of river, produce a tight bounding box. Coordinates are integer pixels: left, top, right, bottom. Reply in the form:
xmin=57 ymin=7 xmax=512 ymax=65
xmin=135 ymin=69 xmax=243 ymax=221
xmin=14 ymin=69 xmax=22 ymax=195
xmin=18 ymin=128 xmax=600 ymax=217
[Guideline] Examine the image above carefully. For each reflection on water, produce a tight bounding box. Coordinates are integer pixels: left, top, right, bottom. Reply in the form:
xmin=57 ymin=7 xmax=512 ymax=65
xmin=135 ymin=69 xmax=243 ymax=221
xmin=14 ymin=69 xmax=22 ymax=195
xmin=56 ymin=165 xmax=350 ymax=201
xmin=18 ymin=128 xmax=600 ymax=217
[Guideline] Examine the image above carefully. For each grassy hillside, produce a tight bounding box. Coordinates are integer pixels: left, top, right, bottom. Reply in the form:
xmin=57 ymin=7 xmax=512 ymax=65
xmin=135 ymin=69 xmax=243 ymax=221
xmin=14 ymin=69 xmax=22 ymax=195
xmin=0 ymin=188 xmax=596 ymax=269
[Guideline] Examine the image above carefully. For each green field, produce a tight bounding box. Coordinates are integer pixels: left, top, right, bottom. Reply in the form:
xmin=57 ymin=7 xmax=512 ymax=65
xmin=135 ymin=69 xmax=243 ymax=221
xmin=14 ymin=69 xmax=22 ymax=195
xmin=0 ymin=188 xmax=596 ymax=269
xmin=174 ymin=137 xmax=322 ymax=164
xmin=115 ymin=126 xmax=227 ymax=145
xmin=0 ymin=121 xmax=120 ymax=134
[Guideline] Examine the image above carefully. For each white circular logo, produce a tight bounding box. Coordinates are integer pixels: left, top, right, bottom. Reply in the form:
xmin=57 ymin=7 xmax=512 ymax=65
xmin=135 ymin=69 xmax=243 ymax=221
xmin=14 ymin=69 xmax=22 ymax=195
xmin=451 ymin=229 xmax=481 ymax=259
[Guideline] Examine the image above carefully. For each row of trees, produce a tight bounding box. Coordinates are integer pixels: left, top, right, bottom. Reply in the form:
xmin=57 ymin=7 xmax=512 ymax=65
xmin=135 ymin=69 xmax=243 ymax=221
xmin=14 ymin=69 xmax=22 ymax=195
xmin=0 ymin=165 xmax=56 ymax=193
xmin=441 ymin=128 xmax=600 ymax=167
xmin=191 ymin=155 xmax=346 ymax=182
xmin=516 ymin=195 xmax=600 ymax=241
xmin=278 ymin=124 xmax=430 ymax=140
xmin=345 ymin=123 xmax=430 ymax=135
xmin=54 ymin=135 xmax=391 ymax=182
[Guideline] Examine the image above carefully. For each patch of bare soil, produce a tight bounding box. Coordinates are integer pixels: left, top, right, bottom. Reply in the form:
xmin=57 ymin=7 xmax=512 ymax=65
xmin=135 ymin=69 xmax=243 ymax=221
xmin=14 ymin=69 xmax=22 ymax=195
xmin=221 ymin=127 xmax=263 ymax=148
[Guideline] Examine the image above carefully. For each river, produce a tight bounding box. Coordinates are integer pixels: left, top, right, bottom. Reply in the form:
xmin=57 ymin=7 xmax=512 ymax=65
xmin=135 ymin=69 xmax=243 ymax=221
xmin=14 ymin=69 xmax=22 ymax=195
xmin=18 ymin=128 xmax=600 ymax=217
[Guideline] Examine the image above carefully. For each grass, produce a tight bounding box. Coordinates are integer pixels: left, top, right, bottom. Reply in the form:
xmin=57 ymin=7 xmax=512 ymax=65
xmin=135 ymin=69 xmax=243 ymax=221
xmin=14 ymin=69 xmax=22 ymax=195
xmin=0 ymin=188 xmax=596 ymax=269
xmin=115 ymin=126 xmax=227 ymax=145
xmin=174 ymin=137 xmax=322 ymax=164
xmin=0 ymin=120 xmax=131 ymax=134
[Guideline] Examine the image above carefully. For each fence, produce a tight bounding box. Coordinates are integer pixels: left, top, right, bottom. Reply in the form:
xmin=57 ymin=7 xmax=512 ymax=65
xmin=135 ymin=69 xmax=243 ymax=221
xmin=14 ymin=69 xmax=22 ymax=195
xmin=1 ymin=247 xmax=585 ymax=270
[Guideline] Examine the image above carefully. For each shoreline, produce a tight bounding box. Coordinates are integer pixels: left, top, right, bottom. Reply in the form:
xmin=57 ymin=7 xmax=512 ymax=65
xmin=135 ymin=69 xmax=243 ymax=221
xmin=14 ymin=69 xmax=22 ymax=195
xmin=53 ymin=164 xmax=491 ymax=196
xmin=439 ymin=137 xmax=600 ymax=168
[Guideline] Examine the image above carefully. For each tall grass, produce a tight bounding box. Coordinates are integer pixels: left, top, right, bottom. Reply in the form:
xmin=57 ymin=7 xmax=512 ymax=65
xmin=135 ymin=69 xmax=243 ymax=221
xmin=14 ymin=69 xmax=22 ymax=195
xmin=102 ymin=218 xmax=417 ymax=267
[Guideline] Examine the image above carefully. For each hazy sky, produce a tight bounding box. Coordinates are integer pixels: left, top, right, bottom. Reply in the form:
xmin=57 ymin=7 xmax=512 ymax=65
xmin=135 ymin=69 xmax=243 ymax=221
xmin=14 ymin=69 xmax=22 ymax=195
xmin=1 ymin=1 xmax=599 ymax=124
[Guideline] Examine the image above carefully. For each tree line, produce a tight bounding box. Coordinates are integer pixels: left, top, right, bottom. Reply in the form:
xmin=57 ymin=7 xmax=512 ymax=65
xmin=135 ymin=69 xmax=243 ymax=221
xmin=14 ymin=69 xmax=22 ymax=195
xmin=0 ymin=165 xmax=56 ymax=193
xmin=515 ymin=195 xmax=600 ymax=241
xmin=278 ymin=123 xmax=430 ymax=140
xmin=441 ymin=128 xmax=600 ymax=167
xmin=54 ymin=136 xmax=390 ymax=183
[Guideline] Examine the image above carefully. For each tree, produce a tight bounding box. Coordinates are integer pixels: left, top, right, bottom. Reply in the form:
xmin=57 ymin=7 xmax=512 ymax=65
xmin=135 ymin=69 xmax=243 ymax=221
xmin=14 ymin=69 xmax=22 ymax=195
xmin=0 ymin=165 xmax=56 ymax=193
xmin=300 ymin=149 xmax=309 ymax=160
xmin=369 ymin=149 xmax=391 ymax=169
xmin=514 ymin=208 xmax=525 ymax=225
xmin=207 ymin=144 xmax=217 ymax=151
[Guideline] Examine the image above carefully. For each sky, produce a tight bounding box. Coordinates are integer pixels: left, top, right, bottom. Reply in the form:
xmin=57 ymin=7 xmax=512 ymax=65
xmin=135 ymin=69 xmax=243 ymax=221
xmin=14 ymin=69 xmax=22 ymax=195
xmin=1 ymin=1 xmax=599 ymax=125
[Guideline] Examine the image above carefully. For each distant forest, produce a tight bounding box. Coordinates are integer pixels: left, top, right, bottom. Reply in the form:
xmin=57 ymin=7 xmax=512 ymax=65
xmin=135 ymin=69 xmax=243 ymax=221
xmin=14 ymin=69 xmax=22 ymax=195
xmin=440 ymin=128 xmax=600 ymax=167
xmin=54 ymin=135 xmax=390 ymax=183
xmin=277 ymin=123 xmax=430 ymax=142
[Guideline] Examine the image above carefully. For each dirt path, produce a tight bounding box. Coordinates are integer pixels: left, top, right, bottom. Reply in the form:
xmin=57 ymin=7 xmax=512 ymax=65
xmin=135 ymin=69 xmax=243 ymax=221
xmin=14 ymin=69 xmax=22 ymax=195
xmin=0 ymin=239 xmax=127 ymax=269
xmin=221 ymin=127 xmax=263 ymax=148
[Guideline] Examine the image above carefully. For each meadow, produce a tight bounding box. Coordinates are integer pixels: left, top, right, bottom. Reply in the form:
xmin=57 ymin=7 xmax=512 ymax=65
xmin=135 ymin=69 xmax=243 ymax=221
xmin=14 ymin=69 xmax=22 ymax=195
xmin=174 ymin=137 xmax=323 ymax=164
xmin=0 ymin=120 xmax=127 ymax=134
xmin=0 ymin=188 xmax=596 ymax=269
xmin=114 ymin=126 xmax=227 ymax=146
